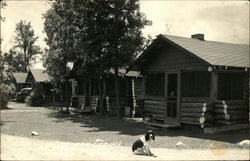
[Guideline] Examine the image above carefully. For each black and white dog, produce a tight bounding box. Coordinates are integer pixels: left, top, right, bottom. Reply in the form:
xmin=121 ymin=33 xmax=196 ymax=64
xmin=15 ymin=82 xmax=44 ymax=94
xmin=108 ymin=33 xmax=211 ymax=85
xmin=132 ymin=130 xmax=155 ymax=156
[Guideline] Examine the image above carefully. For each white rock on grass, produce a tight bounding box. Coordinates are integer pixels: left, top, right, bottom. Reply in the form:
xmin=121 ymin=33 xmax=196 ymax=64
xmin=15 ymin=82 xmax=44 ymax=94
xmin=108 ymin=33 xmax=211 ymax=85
xmin=31 ymin=131 xmax=39 ymax=136
xmin=238 ymin=140 xmax=250 ymax=148
xmin=95 ymin=139 xmax=104 ymax=144
xmin=176 ymin=141 xmax=186 ymax=148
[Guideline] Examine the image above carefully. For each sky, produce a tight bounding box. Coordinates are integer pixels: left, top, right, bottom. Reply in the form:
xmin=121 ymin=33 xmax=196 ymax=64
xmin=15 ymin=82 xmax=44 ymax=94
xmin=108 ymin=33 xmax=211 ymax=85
xmin=1 ymin=0 xmax=249 ymax=69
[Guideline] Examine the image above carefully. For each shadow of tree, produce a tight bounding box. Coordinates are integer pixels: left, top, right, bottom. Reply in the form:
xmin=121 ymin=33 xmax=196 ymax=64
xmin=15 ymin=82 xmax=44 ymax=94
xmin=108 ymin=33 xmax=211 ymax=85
xmin=45 ymin=109 xmax=249 ymax=144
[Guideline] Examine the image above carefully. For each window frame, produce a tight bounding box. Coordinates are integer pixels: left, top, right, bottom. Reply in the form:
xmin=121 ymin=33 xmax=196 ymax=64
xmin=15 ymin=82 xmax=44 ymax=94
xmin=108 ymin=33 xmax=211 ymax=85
xmin=181 ymin=71 xmax=211 ymax=98
xmin=217 ymin=71 xmax=246 ymax=100
xmin=145 ymin=72 xmax=165 ymax=97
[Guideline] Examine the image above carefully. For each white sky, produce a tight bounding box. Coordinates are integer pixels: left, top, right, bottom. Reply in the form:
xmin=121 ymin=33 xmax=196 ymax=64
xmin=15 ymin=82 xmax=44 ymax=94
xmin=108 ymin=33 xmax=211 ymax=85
xmin=1 ymin=0 xmax=249 ymax=69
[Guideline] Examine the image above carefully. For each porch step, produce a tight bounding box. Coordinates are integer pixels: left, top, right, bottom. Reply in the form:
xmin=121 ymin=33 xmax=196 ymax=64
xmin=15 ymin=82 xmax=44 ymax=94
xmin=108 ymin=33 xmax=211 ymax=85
xmin=143 ymin=121 xmax=180 ymax=129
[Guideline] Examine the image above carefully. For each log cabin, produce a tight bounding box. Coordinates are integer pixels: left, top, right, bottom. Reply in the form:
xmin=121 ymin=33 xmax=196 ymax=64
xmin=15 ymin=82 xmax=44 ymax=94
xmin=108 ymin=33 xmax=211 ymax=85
xmin=69 ymin=62 xmax=142 ymax=117
xmin=13 ymin=72 xmax=30 ymax=92
xmin=129 ymin=34 xmax=249 ymax=131
xmin=26 ymin=69 xmax=53 ymax=105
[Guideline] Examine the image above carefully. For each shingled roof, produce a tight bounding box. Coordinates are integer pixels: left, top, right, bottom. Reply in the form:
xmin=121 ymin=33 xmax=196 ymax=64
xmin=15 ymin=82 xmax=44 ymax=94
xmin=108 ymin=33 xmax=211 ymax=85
xmin=13 ymin=72 xmax=27 ymax=83
xmin=29 ymin=69 xmax=50 ymax=82
xmin=161 ymin=34 xmax=249 ymax=68
xmin=131 ymin=34 xmax=249 ymax=69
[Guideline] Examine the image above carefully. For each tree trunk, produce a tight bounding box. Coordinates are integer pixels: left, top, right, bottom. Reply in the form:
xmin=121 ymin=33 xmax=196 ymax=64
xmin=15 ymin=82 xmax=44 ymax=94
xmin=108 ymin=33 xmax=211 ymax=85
xmin=114 ymin=65 xmax=121 ymax=118
xmin=98 ymin=77 xmax=104 ymax=115
xmin=65 ymin=79 xmax=69 ymax=112
xmin=103 ymin=77 xmax=107 ymax=115
xmin=59 ymin=82 xmax=63 ymax=111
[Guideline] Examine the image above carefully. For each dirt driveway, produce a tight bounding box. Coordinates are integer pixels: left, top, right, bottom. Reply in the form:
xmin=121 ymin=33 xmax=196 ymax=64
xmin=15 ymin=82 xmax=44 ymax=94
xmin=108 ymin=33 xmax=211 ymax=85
xmin=1 ymin=134 xmax=249 ymax=160
xmin=1 ymin=102 xmax=249 ymax=160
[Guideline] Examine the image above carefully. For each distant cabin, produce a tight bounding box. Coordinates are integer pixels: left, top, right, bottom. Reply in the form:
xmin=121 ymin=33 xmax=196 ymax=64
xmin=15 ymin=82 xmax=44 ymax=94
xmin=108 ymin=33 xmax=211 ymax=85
xmin=13 ymin=72 xmax=30 ymax=92
xmin=26 ymin=69 xmax=53 ymax=105
xmin=129 ymin=34 xmax=249 ymax=131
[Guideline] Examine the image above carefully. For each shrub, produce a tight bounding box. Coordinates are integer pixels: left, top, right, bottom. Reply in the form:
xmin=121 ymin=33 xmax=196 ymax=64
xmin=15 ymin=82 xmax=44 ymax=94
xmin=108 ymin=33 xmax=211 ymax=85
xmin=0 ymin=83 xmax=16 ymax=109
xmin=25 ymin=85 xmax=44 ymax=106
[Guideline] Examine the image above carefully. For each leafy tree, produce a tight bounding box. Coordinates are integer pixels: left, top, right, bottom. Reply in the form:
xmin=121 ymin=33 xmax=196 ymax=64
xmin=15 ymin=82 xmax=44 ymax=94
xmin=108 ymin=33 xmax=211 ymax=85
xmin=87 ymin=0 xmax=151 ymax=118
xmin=43 ymin=1 xmax=78 ymax=112
xmin=0 ymin=0 xmax=16 ymax=109
xmin=43 ymin=0 xmax=151 ymax=116
xmin=3 ymin=49 xmax=26 ymax=72
xmin=11 ymin=20 xmax=42 ymax=72
xmin=0 ymin=0 xmax=7 ymax=22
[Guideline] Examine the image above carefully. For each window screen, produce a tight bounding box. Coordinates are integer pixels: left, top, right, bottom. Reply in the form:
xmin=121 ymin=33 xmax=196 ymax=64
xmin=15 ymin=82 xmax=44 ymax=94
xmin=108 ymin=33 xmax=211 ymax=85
xmin=182 ymin=71 xmax=210 ymax=98
xmin=146 ymin=73 xmax=164 ymax=96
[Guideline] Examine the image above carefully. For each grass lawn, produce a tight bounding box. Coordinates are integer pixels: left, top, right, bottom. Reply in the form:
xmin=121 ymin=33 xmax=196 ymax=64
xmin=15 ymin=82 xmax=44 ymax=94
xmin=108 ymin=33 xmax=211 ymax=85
xmin=1 ymin=102 xmax=249 ymax=149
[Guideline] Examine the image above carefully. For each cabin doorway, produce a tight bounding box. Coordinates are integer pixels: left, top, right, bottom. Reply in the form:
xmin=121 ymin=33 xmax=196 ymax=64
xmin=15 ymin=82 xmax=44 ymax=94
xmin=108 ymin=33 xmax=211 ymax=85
xmin=165 ymin=72 xmax=180 ymax=124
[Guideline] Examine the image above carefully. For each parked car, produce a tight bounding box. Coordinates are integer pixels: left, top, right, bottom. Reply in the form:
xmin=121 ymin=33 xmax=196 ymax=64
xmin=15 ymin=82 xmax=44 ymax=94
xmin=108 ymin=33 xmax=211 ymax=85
xmin=16 ymin=88 xmax=32 ymax=102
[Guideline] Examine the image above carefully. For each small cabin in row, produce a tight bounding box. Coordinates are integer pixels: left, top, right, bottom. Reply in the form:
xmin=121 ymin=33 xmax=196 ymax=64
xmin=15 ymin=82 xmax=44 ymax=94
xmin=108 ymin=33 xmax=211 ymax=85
xmin=26 ymin=69 xmax=53 ymax=105
xmin=69 ymin=62 xmax=143 ymax=116
xmin=129 ymin=34 xmax=249 ymax=129
xmin=13 ymin=72 xmax=30 ymax=92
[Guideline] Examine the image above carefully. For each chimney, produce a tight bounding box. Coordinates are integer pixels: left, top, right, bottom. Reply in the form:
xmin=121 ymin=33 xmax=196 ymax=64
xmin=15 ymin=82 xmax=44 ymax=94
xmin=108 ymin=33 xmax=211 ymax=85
xmin=191 ymin=34 xmax=204 ymax=41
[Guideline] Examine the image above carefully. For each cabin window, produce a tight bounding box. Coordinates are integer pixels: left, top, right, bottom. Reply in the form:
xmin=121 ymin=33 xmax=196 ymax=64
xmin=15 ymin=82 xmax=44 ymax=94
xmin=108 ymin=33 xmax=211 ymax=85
xmin=218 ymin=72 xmax=245 ymax=100
xmin=146 ymin=73 xmax=164 ymax=96
xmin=182 ymin=71 xmax=210 ymax=98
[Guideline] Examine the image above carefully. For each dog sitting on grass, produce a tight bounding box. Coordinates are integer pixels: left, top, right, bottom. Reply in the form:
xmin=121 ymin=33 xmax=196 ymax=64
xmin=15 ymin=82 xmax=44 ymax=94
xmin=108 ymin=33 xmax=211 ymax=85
xmin=132 ymin=130 xmax=155 ymax=156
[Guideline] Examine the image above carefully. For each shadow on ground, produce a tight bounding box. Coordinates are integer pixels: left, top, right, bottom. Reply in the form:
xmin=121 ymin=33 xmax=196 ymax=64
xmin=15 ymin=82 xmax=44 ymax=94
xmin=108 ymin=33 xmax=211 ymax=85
xmin=45 ymin=109 xmax=249 ymax=144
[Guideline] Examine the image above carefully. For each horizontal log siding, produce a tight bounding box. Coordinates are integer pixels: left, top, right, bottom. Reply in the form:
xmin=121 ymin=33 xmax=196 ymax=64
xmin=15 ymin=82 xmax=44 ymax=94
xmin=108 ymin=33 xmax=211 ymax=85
xmin=213 ymin=100 xmax=249 ymax=126
xmin=180 ymin=99 xmax=212 ymax=127
xmin=143 ymin=98 xmax=165 ymax=121
xmin=143 ymin=45 xmax=208 ymax=72
xmin=110 ymin=97 xmax=132 ymax=116
xmin=90 ymin=95 xmax=99 ymax=111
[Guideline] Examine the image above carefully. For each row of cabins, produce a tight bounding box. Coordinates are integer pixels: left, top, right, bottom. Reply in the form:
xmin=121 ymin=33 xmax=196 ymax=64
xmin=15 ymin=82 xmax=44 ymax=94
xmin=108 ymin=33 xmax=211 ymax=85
xmin=69 ymin=34 xmax=249 ymax=132
xmin=13 ymin=34 xmax=249 ymax=132
xmin=13 ymin=69 xmax=53 ymax=105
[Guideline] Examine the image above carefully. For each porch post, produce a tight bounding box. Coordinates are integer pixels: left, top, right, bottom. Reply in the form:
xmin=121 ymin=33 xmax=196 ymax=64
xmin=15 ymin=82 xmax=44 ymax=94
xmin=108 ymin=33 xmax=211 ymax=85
xmin=210 ymin=70 xmax=218 ymax=103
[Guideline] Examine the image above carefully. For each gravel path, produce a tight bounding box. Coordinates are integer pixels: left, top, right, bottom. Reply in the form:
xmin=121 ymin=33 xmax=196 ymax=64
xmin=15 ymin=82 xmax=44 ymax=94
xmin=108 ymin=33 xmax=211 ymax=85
xmin=1 ymin=134 xmax=249 ymax=160
xmin=1 ymin=102 xmax=249 ymax=150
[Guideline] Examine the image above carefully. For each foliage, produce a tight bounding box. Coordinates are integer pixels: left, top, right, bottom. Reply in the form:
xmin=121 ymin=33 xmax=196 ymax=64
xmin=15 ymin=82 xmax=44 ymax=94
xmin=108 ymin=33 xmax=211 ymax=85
xmin=3 ymin=49 xmax=26 ymax=72
xmin=0 ymin=0 xmax=16 ymax=109
xmin=0 ymin=0 xmax=7 ymax=21
xmin=10 ymin=20 xmax=42 ymax=72
xmin=0 ymin=67 xmax=16 ymax=109
xmin=43 ymin=0 xmax=151 ymax=115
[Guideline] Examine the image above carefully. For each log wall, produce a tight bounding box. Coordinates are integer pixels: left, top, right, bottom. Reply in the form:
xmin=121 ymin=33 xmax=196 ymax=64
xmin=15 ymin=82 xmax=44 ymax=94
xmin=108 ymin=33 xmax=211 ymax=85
xmin=180 ymin=99 xmax=212 ymax=128
xmin=109 ymin=97 xmax=132 ymax=116
xmin=143 ymin=98 xmax=165 ymax=121
xmin=76 ymin=95 xmax=85 ymax=109
xmin=90 ymin=95 xmax=99 ymax=112
xmin=213 ymin=100 xmax=249 ymax=125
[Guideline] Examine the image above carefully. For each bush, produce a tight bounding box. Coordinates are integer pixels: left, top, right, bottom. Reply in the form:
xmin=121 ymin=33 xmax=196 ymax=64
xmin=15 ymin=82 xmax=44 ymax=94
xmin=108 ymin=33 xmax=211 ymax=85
xmin=0 ymin=83 xmax=16 ymax=109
